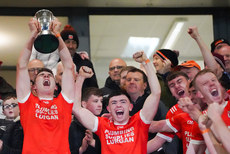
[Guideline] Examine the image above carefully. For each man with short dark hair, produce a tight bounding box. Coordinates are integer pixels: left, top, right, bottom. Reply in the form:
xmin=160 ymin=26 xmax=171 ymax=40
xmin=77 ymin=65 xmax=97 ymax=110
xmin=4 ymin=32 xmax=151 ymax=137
xmin=73 ymin=51 xmax=161 ymax=154
xmin=147 ymin=71 xmax=191 ymax=153
xmin=16 ymin=17 xmax=75 ymax=154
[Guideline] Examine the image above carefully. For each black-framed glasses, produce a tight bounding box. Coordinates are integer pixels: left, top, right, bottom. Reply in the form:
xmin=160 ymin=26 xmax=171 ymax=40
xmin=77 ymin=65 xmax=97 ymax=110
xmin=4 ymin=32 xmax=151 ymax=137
xmin=3 ymin=103 xmax=18 ymax=110
xmin=28 ymin=67 xmax=43 ymax=73
xmin=109 ymin=66 xmax=123 ymax=71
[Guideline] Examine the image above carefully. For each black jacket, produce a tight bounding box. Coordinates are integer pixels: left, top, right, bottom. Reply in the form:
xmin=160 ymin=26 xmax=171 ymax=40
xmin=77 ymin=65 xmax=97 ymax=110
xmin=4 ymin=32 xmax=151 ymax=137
xmin=100 ymin=76 xmax=121 ymax=113
xmin=69 ymin=118 xmax=101 ymax=154
xmin=1 ymin=120 xmax=23 ymax=154
xmin=73 ymin=53 xmax=98 ymax=90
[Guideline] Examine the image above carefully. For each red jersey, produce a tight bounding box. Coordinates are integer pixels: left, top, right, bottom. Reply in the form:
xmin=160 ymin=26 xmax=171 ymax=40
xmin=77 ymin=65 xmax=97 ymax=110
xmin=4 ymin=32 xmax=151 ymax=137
xmin=19 ymin=93 xmax=73 ymax=154
xmin=157 ymin=104 xmax=183 ymax=141
xmin=167 ymin=112 xmax=195 ymax=153
xmin=94 ymin=110 xmax=150 ymax=154
xmin=191 ymin=101 xmax=230 ymax=144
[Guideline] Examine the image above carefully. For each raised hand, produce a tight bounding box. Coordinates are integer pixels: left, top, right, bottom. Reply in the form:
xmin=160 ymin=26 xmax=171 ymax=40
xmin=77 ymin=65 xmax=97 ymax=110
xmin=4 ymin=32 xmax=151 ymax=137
xmin=79 ymin=66 xmax=94 ymax=79
xmin=133 ymin=51 xmax=148 ymax=63
xmin=78 ymin=51 xmax=89 ymax=60
xmin=28 ymin=18 xmax=40 ymax=37
xmin=207 ymin=102 xmax=225 ymax=121
xmin=198 ymin=114 xmax=212 ymax=131
xmin=50 ymin=17 xmax=62 ymax=35
xmin=178 ymin=97 xmax=202 ymax=122
xmin=188 ymin=26 xmax=200 ymax=40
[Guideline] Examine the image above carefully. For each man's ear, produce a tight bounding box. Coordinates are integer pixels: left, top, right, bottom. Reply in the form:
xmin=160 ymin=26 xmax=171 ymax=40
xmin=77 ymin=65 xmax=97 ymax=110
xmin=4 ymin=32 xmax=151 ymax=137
xmin=143 ymin=82 xmax=147 ymax=90
xmin=81 ymin=101 xmax=87 ymax=108
xmin=196 ymin=90 xmax=204 ymax=99
xmin=54 ymin=84 xmax=58 ymax=91
xmin=107 ymin=105 xmax=111 ymax=113
xmin=129 ymin=103 xmax=133 ymax=111
xmin=32 ymin=84 xmax=37 ymax=90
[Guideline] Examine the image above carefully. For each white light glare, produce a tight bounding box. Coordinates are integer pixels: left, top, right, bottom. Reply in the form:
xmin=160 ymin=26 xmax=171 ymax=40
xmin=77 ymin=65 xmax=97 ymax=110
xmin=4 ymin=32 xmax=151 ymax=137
xmin=122 ymin=37 xmax=159 ymax=58
xmin=0 ymin=32 xmax=11 ymax=46
xmin=162 ymin=22 xmax=184 ymax=49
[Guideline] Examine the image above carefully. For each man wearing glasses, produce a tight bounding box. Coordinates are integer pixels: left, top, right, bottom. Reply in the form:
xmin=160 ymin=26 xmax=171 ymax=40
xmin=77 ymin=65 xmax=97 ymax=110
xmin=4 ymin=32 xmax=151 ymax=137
xmin=100 ymin=58 xmax=126 ymax=113
xmin=27 ymin=59 xmax=44 ymax=82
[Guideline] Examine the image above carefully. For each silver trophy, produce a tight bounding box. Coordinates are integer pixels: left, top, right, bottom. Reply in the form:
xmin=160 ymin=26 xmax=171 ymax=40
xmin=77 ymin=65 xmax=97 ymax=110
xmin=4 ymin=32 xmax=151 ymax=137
xmin=34 ymin=9 xmax=59 ymax=54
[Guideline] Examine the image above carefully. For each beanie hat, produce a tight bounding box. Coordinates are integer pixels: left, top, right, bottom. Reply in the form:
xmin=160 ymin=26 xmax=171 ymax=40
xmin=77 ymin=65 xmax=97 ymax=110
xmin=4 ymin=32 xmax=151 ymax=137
xmin=212 ymin=53 xmax=226 ymax=71
xmin=211 ymin=38 xmax=229 ymax=53
xmin=61 ymin=25 xmax=79 ymax=49
xmin=177 ymin=60 xmax=201 ymax=70
xmin=155 ymin=49 xmax=179 ymax=67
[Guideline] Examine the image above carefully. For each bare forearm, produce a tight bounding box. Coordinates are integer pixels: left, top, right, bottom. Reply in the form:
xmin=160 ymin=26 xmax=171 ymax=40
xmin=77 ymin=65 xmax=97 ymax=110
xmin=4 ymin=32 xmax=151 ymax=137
xmin=143 ymin=61 xmax=160 ymax=96
xmin=73 ymin=76 xmax=85 ymax=110
xmin=194 ymin=35 xmax=220 ymax=77
xmin=211 ymin=116 xmax=230 ymax=153
xmin=202 ymin=132 xmax=217 ymax=154
xmin=18 ymin=33 xmax=37 ymax=68
xmin=142 ymin=61 xmax=161 ymax=120
xmin=147 ymin=136 xmax=165 ymax=153
xmin=149 ymin=120 xmax=172 ymax=133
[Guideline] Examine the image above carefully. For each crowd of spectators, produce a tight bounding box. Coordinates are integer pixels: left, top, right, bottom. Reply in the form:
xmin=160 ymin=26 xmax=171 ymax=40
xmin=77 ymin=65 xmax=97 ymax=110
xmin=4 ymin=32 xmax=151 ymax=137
xmin=0 ymin=17 xmax=230 ymax=154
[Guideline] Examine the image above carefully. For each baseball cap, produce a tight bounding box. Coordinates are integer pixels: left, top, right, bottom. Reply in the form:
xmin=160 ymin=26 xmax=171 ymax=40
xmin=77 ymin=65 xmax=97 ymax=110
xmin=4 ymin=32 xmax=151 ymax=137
xmin=211 ymin=38 xmax=229 ymax=52
xmin=177 ymin=60 xmax=201 ymax=70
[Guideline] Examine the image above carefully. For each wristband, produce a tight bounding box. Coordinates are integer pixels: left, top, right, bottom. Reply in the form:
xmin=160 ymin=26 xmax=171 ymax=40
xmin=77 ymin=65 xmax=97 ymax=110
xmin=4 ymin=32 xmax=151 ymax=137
xmin=142 ymin=59 xmax=150 ymax=65
xmin=201 ymin=128 xmax=210 ymax=134
xmin=55 ymin=33 xmax=61 ymax=38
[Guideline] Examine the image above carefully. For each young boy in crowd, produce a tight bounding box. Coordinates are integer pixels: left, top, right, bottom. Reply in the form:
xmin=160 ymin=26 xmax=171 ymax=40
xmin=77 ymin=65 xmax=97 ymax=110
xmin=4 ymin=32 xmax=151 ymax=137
xmin=0 ymin=95 xmax=19 ymax=138
xmin=69 ymin=86 xmax=102 ymax=154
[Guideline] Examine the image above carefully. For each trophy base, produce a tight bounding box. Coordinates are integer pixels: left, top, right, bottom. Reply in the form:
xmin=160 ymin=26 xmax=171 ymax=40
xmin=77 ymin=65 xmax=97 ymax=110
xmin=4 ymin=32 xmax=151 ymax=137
xmin=34 ymin=34 xmax=59 ymax=54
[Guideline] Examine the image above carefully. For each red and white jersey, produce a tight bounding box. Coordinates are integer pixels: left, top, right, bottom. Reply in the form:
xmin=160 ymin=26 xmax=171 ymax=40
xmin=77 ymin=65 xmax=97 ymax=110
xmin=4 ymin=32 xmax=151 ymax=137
xmin=191 ymin=101 xmax=230 ymax=145
xmin=166 ymin=112 xmax=195 ymax=154
xmin=166 ymin=104 xmax=183 ymax=119
xmin=94 ymin=110 xmax=150 ymax=154
xmin=18 ymin=92 xmax=73 ymax=154
xmin=157 ymin=104 xmax=184 ymax=141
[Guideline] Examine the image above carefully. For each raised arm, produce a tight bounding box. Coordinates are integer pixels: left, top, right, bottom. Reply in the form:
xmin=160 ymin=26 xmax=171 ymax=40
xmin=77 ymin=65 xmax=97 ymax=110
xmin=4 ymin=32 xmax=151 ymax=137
xmin=133 ymin=51 xmax=161 ymax=122
xmin=51 ymin=18 xmax=75 ymax=100
xmin=72 ymin=66 xmax=97 ymax=131
xmin=188 ymin=26 xmax=222 ymax=78
xmin=197 ymin=114 xmax=217 ymax=154
xmin=207 ymin=103 xmax=230 ymax=153
xmin=16 ymin=18 xmax=40 ymax=100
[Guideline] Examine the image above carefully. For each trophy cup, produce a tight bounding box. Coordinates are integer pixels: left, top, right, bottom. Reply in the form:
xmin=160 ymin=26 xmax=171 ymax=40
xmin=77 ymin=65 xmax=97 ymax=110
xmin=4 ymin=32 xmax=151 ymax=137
xmin=34 ymin=9 xmax=59 ymax=54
